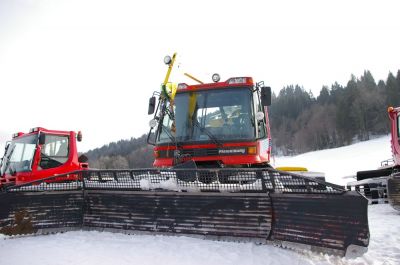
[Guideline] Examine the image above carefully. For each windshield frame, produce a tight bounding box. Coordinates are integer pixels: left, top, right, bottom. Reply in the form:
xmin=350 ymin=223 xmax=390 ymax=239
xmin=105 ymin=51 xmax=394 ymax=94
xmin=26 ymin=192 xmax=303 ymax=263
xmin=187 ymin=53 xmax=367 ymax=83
xmin=156 ymin=86 xmax=256 ymax=145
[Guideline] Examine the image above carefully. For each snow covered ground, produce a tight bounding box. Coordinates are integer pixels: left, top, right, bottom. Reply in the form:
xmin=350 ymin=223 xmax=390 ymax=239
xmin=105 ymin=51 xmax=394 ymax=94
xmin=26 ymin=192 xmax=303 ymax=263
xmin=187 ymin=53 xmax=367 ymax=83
xmin=1 ymin=205 xmax=399 ymax=265
xmin=274 ymin=135 xmax=392 ymax=185
xmin=1 ymin=135 xmax=399 ymax=265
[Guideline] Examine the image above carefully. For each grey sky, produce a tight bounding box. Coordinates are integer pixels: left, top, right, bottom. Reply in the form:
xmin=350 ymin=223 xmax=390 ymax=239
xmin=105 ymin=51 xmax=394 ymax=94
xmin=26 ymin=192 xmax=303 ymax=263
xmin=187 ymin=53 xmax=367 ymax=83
xmin=0 ymin=0 xmax=399 ymax=152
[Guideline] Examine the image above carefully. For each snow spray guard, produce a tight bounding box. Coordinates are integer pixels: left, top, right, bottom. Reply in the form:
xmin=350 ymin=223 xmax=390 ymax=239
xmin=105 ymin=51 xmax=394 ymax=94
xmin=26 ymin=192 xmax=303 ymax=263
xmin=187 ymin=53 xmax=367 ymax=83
xmin=0 ymin=168 xmax=369 ymax=257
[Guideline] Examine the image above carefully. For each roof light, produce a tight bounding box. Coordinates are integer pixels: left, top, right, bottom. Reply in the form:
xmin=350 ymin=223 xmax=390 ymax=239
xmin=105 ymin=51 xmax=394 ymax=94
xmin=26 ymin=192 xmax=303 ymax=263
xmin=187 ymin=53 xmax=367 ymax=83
xmin=12 ymin=132 xmax=24 ymax=138
xmin=164 ymin=55 xmax=172 ymax=65
xmin=212 ymin=73 xmax=220 ymax=83
xmin=227 ymin=77 xmax=247 ymax=84
xmin=177 ymin=83 xmax=188 ymax=90
xmin=29 ymin=127 xmax=39 ymax=133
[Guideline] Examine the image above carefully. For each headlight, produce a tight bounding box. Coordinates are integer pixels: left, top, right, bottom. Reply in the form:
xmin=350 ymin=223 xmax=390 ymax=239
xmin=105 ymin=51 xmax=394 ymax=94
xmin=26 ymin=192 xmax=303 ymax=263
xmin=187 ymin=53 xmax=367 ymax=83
xmin=255 ymin=111 xmax=265 ymax=121
xmin=149 ymin=119 xmax=158 ymax=128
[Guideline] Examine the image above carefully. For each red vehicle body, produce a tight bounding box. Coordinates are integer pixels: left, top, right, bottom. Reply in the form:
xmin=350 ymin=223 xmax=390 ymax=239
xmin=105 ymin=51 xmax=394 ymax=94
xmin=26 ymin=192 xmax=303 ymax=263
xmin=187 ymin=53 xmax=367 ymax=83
xmin=0 ymin=127 xmax=88 ymax=187
xmin=387 ymin=107 xmax=400 ymax=210
xmin=149 ymin=77 xmax=272 ymax=168
xmin=388 ymin=106 xmax=400 ymax=166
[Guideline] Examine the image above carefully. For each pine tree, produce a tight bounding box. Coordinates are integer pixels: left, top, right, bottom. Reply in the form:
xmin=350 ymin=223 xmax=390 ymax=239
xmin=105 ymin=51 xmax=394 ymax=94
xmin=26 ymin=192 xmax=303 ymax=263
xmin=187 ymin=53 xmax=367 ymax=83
xmin=385 ymin=72 xmax=400 ymax=106
xmin=317 ymin=86 xmax=330 ymax=105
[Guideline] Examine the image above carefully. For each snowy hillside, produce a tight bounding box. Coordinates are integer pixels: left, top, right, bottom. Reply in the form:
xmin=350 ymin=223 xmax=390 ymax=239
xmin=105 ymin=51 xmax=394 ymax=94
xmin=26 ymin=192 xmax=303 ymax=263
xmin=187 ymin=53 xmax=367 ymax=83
xmin=274 ymin=135 xmax=392 ymax=185
xmin=1 ymin=135 xmax=399 ymax=265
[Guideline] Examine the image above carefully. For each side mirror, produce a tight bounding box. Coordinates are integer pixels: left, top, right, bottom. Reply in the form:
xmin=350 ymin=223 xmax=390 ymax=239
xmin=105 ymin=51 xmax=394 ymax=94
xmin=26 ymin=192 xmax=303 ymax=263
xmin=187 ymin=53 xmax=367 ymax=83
xmin=148 ymin=96 xmax=156 ymax=115
xmin=39 ymin=133 xmax=46 ymax=145
xmin=77 ymin=131 xmax=83 ymax=142
xmin=261 ymin=86 xmax=272 ymax=107
xmin=78 ymin=154 xmax=89 ymax=163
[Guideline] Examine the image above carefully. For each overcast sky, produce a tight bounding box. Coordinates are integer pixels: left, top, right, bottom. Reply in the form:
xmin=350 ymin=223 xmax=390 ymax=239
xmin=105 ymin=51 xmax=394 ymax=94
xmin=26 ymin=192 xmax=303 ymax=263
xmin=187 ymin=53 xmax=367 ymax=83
xmin=0 ymin=0 xmax=399 ymax=152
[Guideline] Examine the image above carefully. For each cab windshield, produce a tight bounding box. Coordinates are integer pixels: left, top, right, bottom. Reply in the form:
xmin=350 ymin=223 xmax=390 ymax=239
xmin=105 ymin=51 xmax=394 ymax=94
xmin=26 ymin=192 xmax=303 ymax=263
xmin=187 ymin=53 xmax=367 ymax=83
xmin=157 ymin=87 xmax=255 ymax=144
xmin=0 ymin=134 xmax=38 ymax=175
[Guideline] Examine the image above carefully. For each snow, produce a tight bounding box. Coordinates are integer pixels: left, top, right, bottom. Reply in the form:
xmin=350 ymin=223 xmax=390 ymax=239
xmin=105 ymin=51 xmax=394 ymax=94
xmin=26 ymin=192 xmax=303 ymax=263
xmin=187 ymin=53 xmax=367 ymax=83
xmin=0 ymin=205 xmax=399 ymax=265
xmin=274 ymin=135 xmax=392 ymax=185
xmin=1 ymin=135 xmax=399 ymax=265
xmin=139 ymin=176 xmax=181 ymax=191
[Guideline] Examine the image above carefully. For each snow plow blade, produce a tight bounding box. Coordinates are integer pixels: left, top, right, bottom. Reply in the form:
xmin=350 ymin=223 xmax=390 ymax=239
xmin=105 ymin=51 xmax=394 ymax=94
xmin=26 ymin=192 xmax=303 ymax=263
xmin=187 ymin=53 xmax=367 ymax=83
xmin=0 ymin=168 xmax=369 ymax=256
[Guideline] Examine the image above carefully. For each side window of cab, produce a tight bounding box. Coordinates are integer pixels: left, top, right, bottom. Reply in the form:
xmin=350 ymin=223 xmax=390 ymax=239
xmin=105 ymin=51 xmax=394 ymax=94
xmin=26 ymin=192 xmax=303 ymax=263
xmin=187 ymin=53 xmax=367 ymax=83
xmin=39 ymin=135 xmax=69 ymax=170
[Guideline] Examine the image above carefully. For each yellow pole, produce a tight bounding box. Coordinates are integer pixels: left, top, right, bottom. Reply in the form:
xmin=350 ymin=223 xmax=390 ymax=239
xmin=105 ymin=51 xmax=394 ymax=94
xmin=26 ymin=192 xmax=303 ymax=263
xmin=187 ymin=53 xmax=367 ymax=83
xmin=163 ymin=53 xmax=177 ymax=85
xmin=184 ymin=73 xmax=204 ymax=84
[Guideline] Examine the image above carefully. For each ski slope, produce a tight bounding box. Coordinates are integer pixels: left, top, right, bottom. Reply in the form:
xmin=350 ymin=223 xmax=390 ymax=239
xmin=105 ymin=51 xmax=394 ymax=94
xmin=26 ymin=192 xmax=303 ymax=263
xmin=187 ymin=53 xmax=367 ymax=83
xmin=274 ymin=135 xmax=393 ymax=185
xmin=1 ymin=135 xmax=399 ymax=265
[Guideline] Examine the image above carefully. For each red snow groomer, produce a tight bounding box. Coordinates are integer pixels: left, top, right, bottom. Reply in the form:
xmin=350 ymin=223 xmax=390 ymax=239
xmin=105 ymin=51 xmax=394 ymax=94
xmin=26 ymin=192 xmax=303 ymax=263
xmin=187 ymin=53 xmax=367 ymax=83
xmin=0 ymin=127 xmax=88 ymax=188
xmin=149 ymin=76 xmax=272 ymax=169
xmin=347 ymin=107 xmax=400 ymax=210
xmin=0 ymin=53 xmax=370 ymax=257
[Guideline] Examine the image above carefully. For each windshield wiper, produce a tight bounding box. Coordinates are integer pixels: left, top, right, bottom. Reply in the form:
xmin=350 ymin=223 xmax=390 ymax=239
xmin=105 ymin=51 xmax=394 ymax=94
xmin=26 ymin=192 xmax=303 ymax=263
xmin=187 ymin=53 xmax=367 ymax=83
xmin=192 ymin=119 xmax=222 ymax=146
xmin=160 ymin=123 xmax=177 ymax=145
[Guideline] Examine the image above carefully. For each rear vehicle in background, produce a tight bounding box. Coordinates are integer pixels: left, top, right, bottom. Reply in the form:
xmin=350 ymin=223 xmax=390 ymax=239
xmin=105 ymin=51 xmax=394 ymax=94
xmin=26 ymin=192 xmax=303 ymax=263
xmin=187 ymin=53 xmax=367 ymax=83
xmin=347 ymin=107 xmax=400 ymax=210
